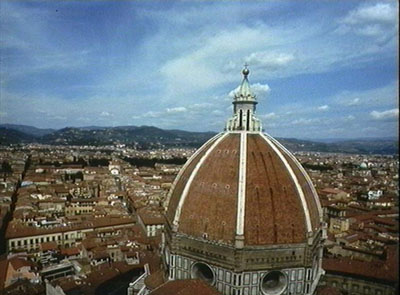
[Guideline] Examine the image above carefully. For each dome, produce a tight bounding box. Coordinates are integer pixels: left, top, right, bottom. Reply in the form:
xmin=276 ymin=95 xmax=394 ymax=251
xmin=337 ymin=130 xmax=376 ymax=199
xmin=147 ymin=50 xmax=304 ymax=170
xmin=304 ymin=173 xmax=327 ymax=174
xmin=166 ymin=131 xmax=322 ymax=247
xmin=161 ymin=66 xmax=326 ymax=295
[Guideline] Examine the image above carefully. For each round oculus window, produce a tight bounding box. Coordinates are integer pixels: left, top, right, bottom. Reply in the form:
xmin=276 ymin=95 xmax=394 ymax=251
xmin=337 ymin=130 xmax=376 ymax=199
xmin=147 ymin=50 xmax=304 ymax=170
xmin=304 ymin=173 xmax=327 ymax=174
xmin=191 ymin=262 xmax=215 ymax=284
xmin=260 ymin=271 xmax=287 ymax=295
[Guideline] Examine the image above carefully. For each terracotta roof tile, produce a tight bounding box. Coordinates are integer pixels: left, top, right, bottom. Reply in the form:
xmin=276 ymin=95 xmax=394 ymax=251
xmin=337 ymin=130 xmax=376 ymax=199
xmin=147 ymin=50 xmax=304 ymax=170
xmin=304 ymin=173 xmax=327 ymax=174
xmin=323 ymin=248 xmax=398 ymax=283
xmin=245 ymin=134 xmax=306 ymax=245
xmin=144 ymin=270 xmax=165 ymax=290
xmin=178 ymin=134 xmax=240 ymax=244
xmin=166 ymin=135 xmax=220 ymax=223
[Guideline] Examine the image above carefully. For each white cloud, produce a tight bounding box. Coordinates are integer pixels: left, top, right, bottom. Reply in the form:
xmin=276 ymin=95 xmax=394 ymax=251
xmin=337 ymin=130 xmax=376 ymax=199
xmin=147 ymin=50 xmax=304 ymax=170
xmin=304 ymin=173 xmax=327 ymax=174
xmin=244 ymin=52 xmax=294 ymax=70
xmin=260 ymin=112 xmax=278 ymax=120
xmin=251 ymin=83 xmax=271 ymax=97
xmin=346 ymin=97 xmax=361 ymax=106
xmin=317 ymin=105 xmax=329 ymax=111
xmin=335 ymin=83 xmax=396 ymax=107
xmin=100 ymin=111 xmax=112 ymax=117
xmin=341 ymin=2 xmax=397 ymax=25
xmin=228 ymin=83 xmax=270 ymax=98
xmin=134 ymin=106 xmax=189 ymax=121
xmin=189 ymin=103 xmax=214 ymax=110
xmin=141 ymin=111 xmax=162 ymax=118
xmin=291 ymin=118 xmax=321 ymax=126
xmin=356 ymin=24 xmax=385 ymax=37
xmin=158 ymin=20 xmax=327 ymax=100
xmin=105 ymin=3 xmax=396 ymax=109
xmin=228 ymin=86 xmax=240 ymax=98
xmin=370 ymin=108 xmax=399 ymax=120
xmin=159 ymin=25 xmax=273 ymax=97
xmin=338 ymin=2 xmax=398 ymax=39
xmin=166 ymin=107 xmax=187 ymax=113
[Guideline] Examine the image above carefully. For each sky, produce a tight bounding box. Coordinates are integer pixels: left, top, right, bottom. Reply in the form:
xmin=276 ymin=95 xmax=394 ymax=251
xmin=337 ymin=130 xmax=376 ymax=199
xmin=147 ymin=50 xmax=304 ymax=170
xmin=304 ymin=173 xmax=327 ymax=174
xmin=0 ymin=0 xmax=398 ymax=139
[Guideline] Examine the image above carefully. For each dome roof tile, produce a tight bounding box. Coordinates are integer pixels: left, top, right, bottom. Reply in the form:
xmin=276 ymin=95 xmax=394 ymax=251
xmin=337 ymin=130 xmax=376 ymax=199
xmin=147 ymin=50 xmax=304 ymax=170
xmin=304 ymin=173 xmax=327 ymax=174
xmin=166 ymin=132 xmax=322 ymax=247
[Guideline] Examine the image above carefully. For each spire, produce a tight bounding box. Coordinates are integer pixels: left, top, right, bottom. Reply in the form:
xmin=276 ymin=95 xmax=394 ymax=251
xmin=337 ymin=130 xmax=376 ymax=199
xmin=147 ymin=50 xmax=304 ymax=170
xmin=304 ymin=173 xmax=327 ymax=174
xmin=236 ymin=64 xmax=256 ymax=101
xmin=226 ymin=66 xmax=262 ymax=132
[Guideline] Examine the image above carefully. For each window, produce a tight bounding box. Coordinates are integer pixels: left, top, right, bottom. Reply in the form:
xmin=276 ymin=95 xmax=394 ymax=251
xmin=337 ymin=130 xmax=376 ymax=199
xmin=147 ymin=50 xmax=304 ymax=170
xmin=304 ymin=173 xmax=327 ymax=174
xmin=260 ymin=271 xmax=287 ymax=295
xmin=306 ymin=283 xmax=310 ymax=293
xmin=246 ymin=109 xmax=250 ymax=130
xmin=298 ymin=269 xmax=304 ymax=281
xmin=177 ymin=256 xmax=182 ymax=267
xmin=306 ymin=269 xmax=311 ymax=280
xmin=191 ymin=262 xmax=215 ymax=284
xmin=291 ymin=270 xmax=296 ymax=281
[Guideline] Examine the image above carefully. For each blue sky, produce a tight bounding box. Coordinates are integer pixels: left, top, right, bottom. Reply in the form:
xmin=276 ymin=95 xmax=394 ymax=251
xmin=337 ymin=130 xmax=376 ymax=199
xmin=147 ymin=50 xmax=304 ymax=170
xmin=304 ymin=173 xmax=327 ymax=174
xmin=0 ymin=0 xmax=398 ymax=139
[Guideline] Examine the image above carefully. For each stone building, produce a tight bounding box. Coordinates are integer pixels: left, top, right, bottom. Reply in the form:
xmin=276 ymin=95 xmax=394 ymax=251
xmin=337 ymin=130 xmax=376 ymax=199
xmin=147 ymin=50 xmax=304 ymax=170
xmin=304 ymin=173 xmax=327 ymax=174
xmin=147 ymin=67 xmax=326 ymax=295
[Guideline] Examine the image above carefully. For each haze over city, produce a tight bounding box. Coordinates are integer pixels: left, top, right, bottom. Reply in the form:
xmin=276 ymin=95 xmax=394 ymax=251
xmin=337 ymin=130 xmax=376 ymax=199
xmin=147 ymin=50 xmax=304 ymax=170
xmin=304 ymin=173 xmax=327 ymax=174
xmin=0 ymin=0 xmax=398 ymax=139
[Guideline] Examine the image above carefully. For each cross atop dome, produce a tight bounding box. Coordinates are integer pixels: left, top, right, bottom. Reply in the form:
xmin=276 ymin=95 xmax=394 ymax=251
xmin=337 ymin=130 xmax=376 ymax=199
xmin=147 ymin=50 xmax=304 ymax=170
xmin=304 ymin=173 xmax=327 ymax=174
xmin=226 ymin=66 xmax=262 ymax=132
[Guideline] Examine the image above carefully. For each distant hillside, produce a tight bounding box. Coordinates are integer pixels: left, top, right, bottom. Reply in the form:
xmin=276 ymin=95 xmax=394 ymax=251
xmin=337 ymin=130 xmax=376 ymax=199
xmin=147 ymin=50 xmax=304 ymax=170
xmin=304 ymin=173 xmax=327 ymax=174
xmin=40 ymin=126 xmax=214 ymax=147
xmin=0 ymin=127 xmax=38 ymax=144
xmin=276 ymin=137 xmax=398 ymax=155
xmin=0 ymin=124 xmax=398 ymax=154
xmin=0 ymin=124 xmax=55 ymax=137
xmin=331 ymin=139 xmax=398 ymax=155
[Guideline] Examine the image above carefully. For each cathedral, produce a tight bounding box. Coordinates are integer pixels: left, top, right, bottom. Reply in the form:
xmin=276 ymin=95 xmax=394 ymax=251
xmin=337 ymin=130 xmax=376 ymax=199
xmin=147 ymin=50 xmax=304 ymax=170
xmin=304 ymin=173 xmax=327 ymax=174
xmin=137 ymin=67 xmax=326 ymax=295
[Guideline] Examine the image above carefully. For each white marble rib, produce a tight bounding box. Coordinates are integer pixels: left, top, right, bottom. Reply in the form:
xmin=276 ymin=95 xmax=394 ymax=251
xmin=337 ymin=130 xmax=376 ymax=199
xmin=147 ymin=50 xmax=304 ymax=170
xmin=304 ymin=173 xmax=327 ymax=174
xmin=166 ymin=132 xmax=223 ymax=207
xmin=173 ymin=132 xmax=229 ymax=227
xmin=236 ymin=131 xmax=247 ymax=236
xmin=265 ymin=133 xmax=323 ymax=221
xmin=260 ymin=132 xmax=312 ymax=232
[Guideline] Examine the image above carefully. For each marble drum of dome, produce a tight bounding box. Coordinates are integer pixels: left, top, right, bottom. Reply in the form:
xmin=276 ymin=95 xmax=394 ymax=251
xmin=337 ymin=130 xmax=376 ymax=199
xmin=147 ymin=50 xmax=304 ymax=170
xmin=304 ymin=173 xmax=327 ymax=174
xmin=162 ymin=67 xmax=326 ymax=295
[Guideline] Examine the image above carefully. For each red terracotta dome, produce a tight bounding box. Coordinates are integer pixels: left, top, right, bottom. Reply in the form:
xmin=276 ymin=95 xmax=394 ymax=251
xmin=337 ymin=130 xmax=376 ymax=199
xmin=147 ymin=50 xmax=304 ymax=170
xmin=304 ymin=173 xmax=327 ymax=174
xmin=166 ymin=131 xmax=322 ymax=247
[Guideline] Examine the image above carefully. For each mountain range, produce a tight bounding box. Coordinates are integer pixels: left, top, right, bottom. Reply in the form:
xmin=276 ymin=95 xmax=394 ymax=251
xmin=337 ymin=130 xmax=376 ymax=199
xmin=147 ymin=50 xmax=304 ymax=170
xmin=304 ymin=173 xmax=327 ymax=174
xmin=0 ymin=124 xmax=398 ymax=154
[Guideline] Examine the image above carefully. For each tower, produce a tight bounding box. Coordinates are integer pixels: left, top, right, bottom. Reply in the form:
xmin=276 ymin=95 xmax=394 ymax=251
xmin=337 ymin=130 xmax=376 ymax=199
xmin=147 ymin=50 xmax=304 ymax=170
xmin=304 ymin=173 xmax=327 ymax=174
xmin=162 ymin=67 xmax=326 ymax=295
